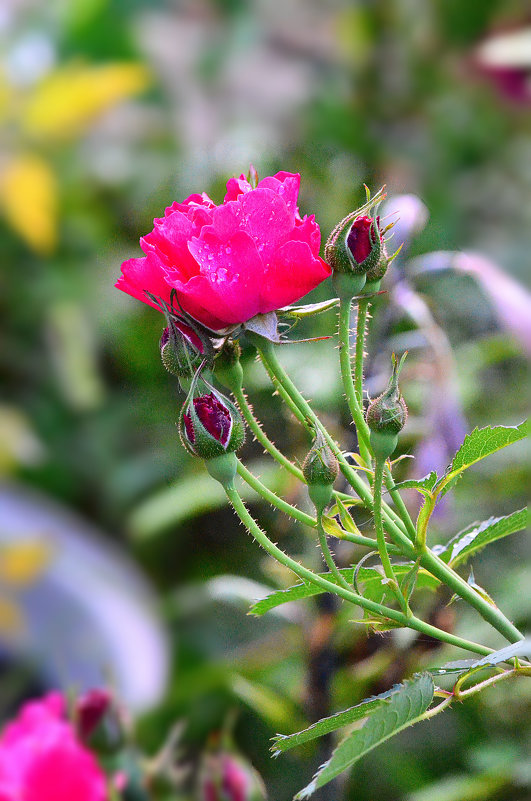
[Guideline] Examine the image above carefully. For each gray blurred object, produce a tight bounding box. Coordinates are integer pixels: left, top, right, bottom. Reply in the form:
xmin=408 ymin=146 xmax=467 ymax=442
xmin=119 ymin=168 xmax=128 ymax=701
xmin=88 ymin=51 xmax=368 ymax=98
xmin=380 ymin=193 xmax=428 ymax=257
xmin=0 ymin=482 xmax=169 ymax=712
xmin=409 ymin=250 xmax=531 ymax=355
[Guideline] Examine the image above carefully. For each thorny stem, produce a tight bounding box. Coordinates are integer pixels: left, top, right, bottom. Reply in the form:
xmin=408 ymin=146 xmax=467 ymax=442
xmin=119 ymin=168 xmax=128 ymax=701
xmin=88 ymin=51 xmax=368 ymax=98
xmin=236 ymin=460 xmax=315 ymax=528
xmin=373 ymin=458 xmax=408 ymax=615
xmin=316 ymin=512 xmax=353 ymax=592
xmin=224 ymin=485 xmax=492 ymax=656
xmin=237 ymin=459 xmax=397 ymax=553
xmin=232 ymin=385 xmax=304 ymax=480
xmin=253 ymin=336 xmax=524 ymax=645
xmin=354 ymin=297 xmax=370 ymax=411
xmin=338 ymin=297 xmax=372 ymax=466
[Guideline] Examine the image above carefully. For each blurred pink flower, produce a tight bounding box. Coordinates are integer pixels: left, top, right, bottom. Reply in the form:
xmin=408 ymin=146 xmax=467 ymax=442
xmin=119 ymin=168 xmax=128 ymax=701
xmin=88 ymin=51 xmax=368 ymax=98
xmin=0 ymin=693 xmax=107 ymax=801
xmin=116 ymin=171 xmax=331 ymax=331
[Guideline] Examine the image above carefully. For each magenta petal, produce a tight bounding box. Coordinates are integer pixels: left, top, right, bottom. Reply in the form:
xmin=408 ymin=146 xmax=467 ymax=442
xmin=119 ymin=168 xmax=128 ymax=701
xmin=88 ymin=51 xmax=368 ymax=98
xmin=291 ymin=215 xmax=321 ymax=255
xmin=259 ymin=172 xmax=301 ymax=217
xmin=224 ymin=175 xmax=252 ymax=202
xmin=187 ymin=228 xmax=265 ymax=323
xmin=261 ymin=240 xmax=332 ymax=312
xmin=143 ymin=211 xmax=202 ymax=280
xmin=116 ymin=254 xmax=174 ymax=311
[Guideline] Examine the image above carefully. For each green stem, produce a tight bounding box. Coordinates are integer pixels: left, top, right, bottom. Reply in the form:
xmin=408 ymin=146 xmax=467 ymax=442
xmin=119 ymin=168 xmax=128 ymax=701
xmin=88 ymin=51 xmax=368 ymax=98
xmin=253 ymin=336 xmax=524 ymax=645
xmin=260 ymin=351 xmax=309 ymax=428
xmin=385 ymin=468 xmax=417 ymax=541
xmin=374 ymin=459 xmax=408 ymax=614
xmin=236 ymin=460 xmax=315 ymax=528
xmin=420 ymin=549 xmax=524 ymax=644
xmin=237 ymin=459 xmax=400 ymax=553
xmin=354 ymin=297 xmax=370 ymax=410
xmin=317 ymin=512 xmax=353 ymax=592
xmin=232 ymin=385 xmax=304 ymax=480
xmin=338 ymin=297 xmax=372 ymax=466
xmin=225 ymin=485 xmax=492 ymax=656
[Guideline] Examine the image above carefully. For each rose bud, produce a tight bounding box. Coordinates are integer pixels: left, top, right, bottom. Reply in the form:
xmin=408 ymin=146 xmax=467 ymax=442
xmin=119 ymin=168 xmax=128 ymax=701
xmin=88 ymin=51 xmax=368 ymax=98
xmin=198 ymin=751 xmax=267 ymax=801
xmin=75 ymin=689 xmax=112 ymax=743
xmin=366 ymin=353 xmax=408 ymax=460
xmin=302 ymin=429 xmax=339 ymax=514
xmin=159 ymin=319 xmax=206 ymax=378
xmin=325 ymin=200 xmax=386 ymax=298
xmin=214 ymin=339 xmax=244 ymax=392
xmin=180 ymin=385 xmax=245 ymax=487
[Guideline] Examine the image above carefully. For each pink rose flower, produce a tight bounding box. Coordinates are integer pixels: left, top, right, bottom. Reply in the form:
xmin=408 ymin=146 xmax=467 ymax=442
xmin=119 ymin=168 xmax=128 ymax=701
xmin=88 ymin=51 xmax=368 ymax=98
xmin=0 ymin=693 xmax=107 ymax=801
xmin=116 ymin=171 xmax=331 ymax=331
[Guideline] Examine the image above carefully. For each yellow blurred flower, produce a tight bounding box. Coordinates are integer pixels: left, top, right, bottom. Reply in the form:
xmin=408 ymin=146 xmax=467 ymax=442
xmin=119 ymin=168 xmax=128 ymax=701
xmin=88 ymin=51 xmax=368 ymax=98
xmin=0 ymin=61 xmax=150 ymax=253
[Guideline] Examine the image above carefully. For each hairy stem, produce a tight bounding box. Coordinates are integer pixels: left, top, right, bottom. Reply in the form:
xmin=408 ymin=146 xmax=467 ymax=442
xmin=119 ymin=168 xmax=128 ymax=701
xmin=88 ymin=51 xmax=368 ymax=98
xmin=354 ymin=297 xmax=370 ymax=410
xmin=338 ymin=297 xmax=372 ymax=466
xmin=373 ymin=458 xmax=408 ymax=614
xmin=232 ymin=385 xmax=304 ymax=480
xmin=316 ymin=512 xmax=353 ymax=592
xmin=225 ymin=485 xmax=492 ymax=655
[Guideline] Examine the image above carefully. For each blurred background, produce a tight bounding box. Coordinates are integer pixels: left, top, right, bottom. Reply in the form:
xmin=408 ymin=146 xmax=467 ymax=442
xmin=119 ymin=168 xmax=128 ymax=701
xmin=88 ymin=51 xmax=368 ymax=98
xmin=0 ymin=1 xmax=529 ymax=799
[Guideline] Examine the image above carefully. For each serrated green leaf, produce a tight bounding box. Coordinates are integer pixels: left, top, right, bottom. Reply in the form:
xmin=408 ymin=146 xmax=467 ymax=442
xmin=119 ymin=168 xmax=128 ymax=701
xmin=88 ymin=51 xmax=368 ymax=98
xmin=436 ymin=421 xmax=527 ymax=497
xmin=249 ymin=566 xmax=439 ymax=616
xmin=295 ymin=674 xmax=434 ymax=798
xmin=434 ymin=509 xmax=527 ymax=566
xmin=271 ymin=683 xmax=410 ymax=755
xmin=393 ymin=472 xmax=438 ymax=494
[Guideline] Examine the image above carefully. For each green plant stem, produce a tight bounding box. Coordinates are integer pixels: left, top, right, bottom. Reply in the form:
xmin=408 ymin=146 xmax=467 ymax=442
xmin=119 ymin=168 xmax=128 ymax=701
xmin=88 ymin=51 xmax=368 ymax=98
xmin=236 ymin=460 xmax=314 ymax=528
xmin=338 ymin=297 xmax=372 ymax=466
xmin=260 ymin=351 xmax=309 ymax=428
xmin=373 ymin=458 xmax=408 ymax=614
xmin=236 ymin=460 xmax=400 ymax=553
xmin=316 ymin=512 xmax=353 ymax=592
xmin=385 ymin=469 xmax=417 ymax=541
xmin=225 ymin=485 xmax=492 ymax=656
xmin=354 ymin=297 xmax=370 ymax=409
xmin=232 ymin=385 xmax=304 ymax=480
xmin=253 ymin=336 xmax=524 ymax=644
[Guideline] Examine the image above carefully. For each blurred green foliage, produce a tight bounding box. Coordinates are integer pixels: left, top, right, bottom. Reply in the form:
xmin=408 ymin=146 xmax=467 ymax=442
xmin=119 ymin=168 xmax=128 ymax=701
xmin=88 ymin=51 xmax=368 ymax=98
xmin=1 ymin=0 xmax=529 ymax=799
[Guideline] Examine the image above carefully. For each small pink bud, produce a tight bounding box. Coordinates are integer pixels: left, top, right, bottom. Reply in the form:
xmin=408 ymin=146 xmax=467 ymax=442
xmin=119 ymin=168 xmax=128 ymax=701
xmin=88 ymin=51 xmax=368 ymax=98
xmin=199 ymin=751 xmax=266 ymax=801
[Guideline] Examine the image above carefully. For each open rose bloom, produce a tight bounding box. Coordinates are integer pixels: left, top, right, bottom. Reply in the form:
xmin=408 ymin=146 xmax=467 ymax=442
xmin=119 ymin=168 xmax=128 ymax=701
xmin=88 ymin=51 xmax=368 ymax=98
xmin=116 ymin=171 xmax=331 ymax=331
xmin=0 ymin=694 xmax=107 ymax=801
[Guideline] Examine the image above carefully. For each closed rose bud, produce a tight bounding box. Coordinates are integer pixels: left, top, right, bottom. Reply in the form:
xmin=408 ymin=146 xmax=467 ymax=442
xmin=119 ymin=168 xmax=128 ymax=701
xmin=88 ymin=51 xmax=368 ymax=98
xmin=214 ymin=339 xmax=244 ymax=392
xmin=198 ymin=751 xmax=267 ymax=801
xmin=366 ymin=353 xmax=408 ymax=459
xmin=325 ymin=192 xmax=387 ymax=298
xmin=76 ymin=689 xmax=111 ymax=743
xmin=180 ymin=384 xmax=245 ymax=486
xmin=302 ymin=429 xmax=339 ymax=513
xmin=160 ymin=318 xmax=206 ymax=377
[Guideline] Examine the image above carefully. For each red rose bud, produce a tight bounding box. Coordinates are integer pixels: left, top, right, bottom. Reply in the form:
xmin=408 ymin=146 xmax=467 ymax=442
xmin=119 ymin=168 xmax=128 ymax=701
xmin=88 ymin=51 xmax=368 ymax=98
xmin=302 ymin=429 xmax=339 ymax=513
xmin=180 ymin=385 xmax=245 ymax=486
xmin=198 ymin=751 xmax=266 ymax=801
xmin=160 ymin=318 xmax=206 ymax=378
xmin=76 ymin=689 xmax=111 ymax=742
xmin=366 ymin=353 xmax=408 ymax=459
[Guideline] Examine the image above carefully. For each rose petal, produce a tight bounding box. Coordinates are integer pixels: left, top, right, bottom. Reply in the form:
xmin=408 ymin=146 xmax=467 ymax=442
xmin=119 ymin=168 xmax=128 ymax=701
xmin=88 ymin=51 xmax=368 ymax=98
xmin=261 ymin=240 xmax=331 ymax=312
xmin=116 ymin=253 xmax=174 ymax=310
